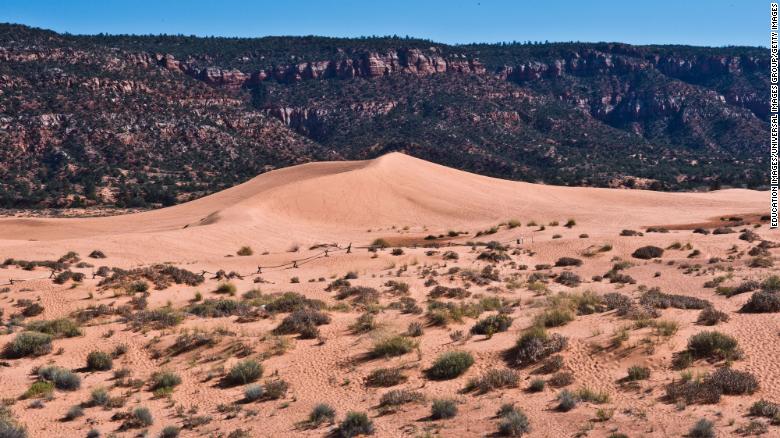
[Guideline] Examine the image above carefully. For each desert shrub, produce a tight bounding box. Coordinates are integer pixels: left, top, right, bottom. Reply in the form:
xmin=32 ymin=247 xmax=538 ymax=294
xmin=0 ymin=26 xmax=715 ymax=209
xmin=214 ymin=282 xmax=237 ymax=295
xmin=128 ymin=307 xmax=184 ymax=330
xmin=497 ymin=406 xmax=530 ymax=436
xmin=442 ymin=251 xmax=459 ymax=260
xmin=507 ymin=327 xmax=567 ymax=367
xmin=88 ymin=250 xmax=106 ymax=259
xmin=159 ymin=425 xmax=180 ymax=438
xmin=555 ymin=257 xmax=582 ymax=267
xmin=535 ymin=355 xmax=564 ymax=374
xmin=603 ymin=293 xmax=632 ymax=311
xmin=124 ymin=406 xmax=154 ymax=429
xmin=86 ymin=351 xmax=113 ymax=371
xmin=225 ymin=360 xmax=263 ymax=386
xmin=549 ymin=371 xmax=574 ymax=387
xmin=426 ymin=351 xmax=474 ymax=380
xmin=370 ymin=239 xmax=389 ymax=248
xmin=264 ymin=379 xmax=289 ymax=399
xmin=338 ymin=411 xmax=374 ymax=437
xmin=534 ymin=308 xmax=574 ymax=328
xmin=188 ymin=299 xmax=250 ymax=318
xmin=243 ymin=384 xmax=264 ymax=402
xmin=261 ymin=292 xmax=325 ymax=313
xmin=25 ymin=318 xmax=81 ymax=338
xmin=749 ymin=399 xmax=780 ymax=418
xmin=688 ymin=419 xmax=715 ymax=438
xmin=711 ymin=367 xmax=759 ymax=395
xmin=428 ymin=285 xmax=470 ymax=299
xmin=237 ymin=246 xmax=253 ymax=256
xmin=576 ymin=387 xmax=610 ymax=403
xmin=336 ymin=286 xmax=379 ymax=306
xmin=740 ymin=291 xmax=780 ymax=313
xmin=406 ymin=321 xmax=424 ymax=337
xmin=665 ymin=379 xmax=722 ymax=404
xmin=749 ymin=257 xmax=774 ymax=268
xmin=370 ymin=336 xmax=417 ymax=358
xmin=0 ymin=414 xmax=27 ymax=438
xmin=365 ymin=367 xmax=407 ymax=387
xmin=697 ymin=307 xmax=729 ymax=325
xmin=3 ymin=331 xmax=52 ymax=358
xmin=640 ymin=289 xmax=710 ymax=309
xmin=379 ymin=389 xmax=424 ymax=408
xmin=274 ymin=308 xmax=331 ymax=335
xmin=620 ymin=229 xmax=641 ymax=236
xmin=150 ymin=371 xmax=181 ymax=391
xmin=556 ymin=390 xmax=578 ymax=411
xmin=687 ymin=331 xmax=740 ymax=360
xmin=763 ymin=275 xmax=780 ymax=292
xmin=431 ymin=399 xmax=458 ymax=419
xmin=169 ymin=331 xmax=216 ymax=355
xmin=88 ymin=387 xmax=110 ymax=407
xmin=528 ymin=378 xmax=546 ymax=392
xmin=21 ymin=302 xmax=44 ymax=317
xmin=64 ymin=405 xmax=84 ymax=421
xmin=349 ymin=313 xmax=376 ymax=334
xmin=626 ymin=365 xmax=651 ymax=381
xmin=632 ymin=246 xmax=664 ymax=259
xmin=465 ymin=368 xmax=518 ymax=393
xmin=308 ymin=403 xmax=336 ymax=426
xmin=471 ymin=314 xmax=513 ymax=335
xmin=713 ymin=227 xmax=735 ymax=235
xmin=38 ymin=365 xmax=80 ymax=390
xmin=555 ymin=271 xmax=581 ymax=287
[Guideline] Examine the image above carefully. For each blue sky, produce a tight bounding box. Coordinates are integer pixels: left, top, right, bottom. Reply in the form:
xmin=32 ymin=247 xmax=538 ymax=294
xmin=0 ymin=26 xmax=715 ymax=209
xmin=0 ymin=0 xmax=768 ymax=47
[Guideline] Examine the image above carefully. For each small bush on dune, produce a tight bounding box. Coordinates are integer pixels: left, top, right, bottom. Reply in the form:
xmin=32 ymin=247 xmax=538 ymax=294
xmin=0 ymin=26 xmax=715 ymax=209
xmin=549 ymin=371 xmax=574 ymax=387
xmin=365 ymin=368 xmax=406 ymax=387
xmin=86 ymin=351 xmax=113 ymax=371
xmin=25 ymin=318 xmax=81 ymax=338
xmin=632 ymin=246 xmax=664 ymax=259
xmin=264 ymin=379 xmax=289 ymax=400
xmin=465 ymin=368 xmax=519 ymax=394
xmin=273 ymin=308 xmax=331 ymax=335
xmin=555 ymin=257 xmax=582 ymax=267
xmin=430 ymin=399 xmax=458 ymax=419
xmin=528 ymin=378 xmax=546 ymax=392
xmin=243 ymin=384 xmax=264 ymax=402
xmin=214 ymin=282 xmax=237 ymax=295
xmin=711 ymin=367 xmax=759 ymax=395
xmin=379 ymin=389 xmax=424 ymax=408
xmin=749 ymin=399 xmax=780 ymax=418
xmin=556 ymin=390 xmax=578 ymax=411
xmin=497 ymin=405 xmax=530 ymax=436
xmin=686 ymin=331 xmax=741 ymax=361
xmin=697 ymin=307 xmax=729 ymax=325
xmin=150 ymin=371 xmax=182 ymax=391
xmin=22 ymin=380 xmax=54 ymax=399
xmin=3 ymin=331 xmax=52 ymax=358
xmin=236 ymin=246 xmax=253 ymax=256
xmin=224 ymin=360 xmax=263 ymax=386
xmin=740 ymin=291 xmax=780 ymax=313
xmin=338 ymin=411 xmax=374 ymax=437
xmin=426 ymin=351 xmax=474 ymax=380
xmin=534 ymin=308 xmax=574 ymax=328
xmin=507 ymin=327 xmax=568 ymax=367
xmin=370 ymin=336 xmax=417 ymax=359
xmin=37 ymin=365 xmax=80 ymax=390
xmin=471 ymin=314 xmax=513 ymax=335
xmin=688 ymin=419 xmax=716 ymax=438
xmin=555 ymin=271 xmax=581 ymax=287
xmin=159 ymin=425 xmax=181 ymax=438
xmin=308 ymin=403 xmax=336 ymax=426
xmin=625 ymin=365 xmax=651 ymax=381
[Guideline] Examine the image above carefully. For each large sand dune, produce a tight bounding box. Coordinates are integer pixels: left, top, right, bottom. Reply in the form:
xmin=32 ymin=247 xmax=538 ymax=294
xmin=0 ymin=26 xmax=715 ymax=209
xmin=0 ymin=153 xmax=776 ymax=438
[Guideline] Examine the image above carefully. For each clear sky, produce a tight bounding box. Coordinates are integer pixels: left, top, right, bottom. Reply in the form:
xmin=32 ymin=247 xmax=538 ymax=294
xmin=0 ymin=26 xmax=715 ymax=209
xmin=0 ymin=0 xmax=769 ymax=47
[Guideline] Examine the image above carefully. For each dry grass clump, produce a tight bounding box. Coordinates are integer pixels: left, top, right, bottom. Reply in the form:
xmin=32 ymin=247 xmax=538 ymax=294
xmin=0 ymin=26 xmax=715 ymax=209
xmin=273 ymin=308 xmax=331 ymax=337
xmin=128 ymin=307 xmax=184 ymax=330
xmin=625 ymin=365 xmax=651 ymax=381
xmin=639 ymin=288 xmax=710 ymax=309
xmin=379 ymin=389 xmax=424 ymax=409
xmin=3 ymin=331 xmax=53 ymax=358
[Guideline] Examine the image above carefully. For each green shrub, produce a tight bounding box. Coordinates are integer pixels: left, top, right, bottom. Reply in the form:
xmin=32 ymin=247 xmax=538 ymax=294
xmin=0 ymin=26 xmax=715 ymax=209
xmin=471 ymin=314 xmax=513 ymax=335
xmin=626 ymin=365 xmax=651 ymax=381
xmin=528 ymin=378 xmax=545 ymax=392
xmin=365 ymin=368 xmax=406 ymax=387
xmin=338 ymin=411 xmax=374 ymax=437
xmin=687 ymin=331 xmax=740 ymax=360
xmin=3 ymin=331 xmax=53 ymax=358
xmin=465 ymin=369 xmax=519 ymax=394
xmin=225 ymin=360 xmax=263 ymax=386
xmin=534 ymin=308 xmax=574 ymax=327
xmin=556 ymin=390 xmax=578 ymax=411
xmin=426 ymin=351 xmax=474 ymax=380
xmin=370 ymin=336 xmax=417 ymax=358
xmin=688 ymin=419 xmax=715 ymax=438
xmin=150 ymin=371 xmax=182 ymax=391
xmin=243 ymin=384 xmax=264 ymax=402
xmin=88 ymin=387 xmax=110 ymax=407
xmin=497 ymin=406 xmax=530 ymax=436
xmin=308 ymin=403 xmax=336 ymax=426
xmin=125 ymin=406 xmax=154 ymax=429
xmin=37 ymin=365 xmax=80 ymax=390
xmin=430 ymin=399 xmax=458 ymax=419
xmin=86 ymin=351 xmax=113 ymax=371
xmin=508 ymin=326 xmax=568 ymax=367
xmin=25 ymin=318 xmax=81 ymax=338
xmin=214 ymin=282 xmax=237 ymax=295
xmin=22 ymin=380 xmax=54 ymax=399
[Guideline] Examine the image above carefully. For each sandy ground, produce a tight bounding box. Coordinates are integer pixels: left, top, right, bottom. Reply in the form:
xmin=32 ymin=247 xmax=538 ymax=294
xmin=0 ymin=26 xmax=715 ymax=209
xmin=0 ymin=153 xmax=777 ymax=438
